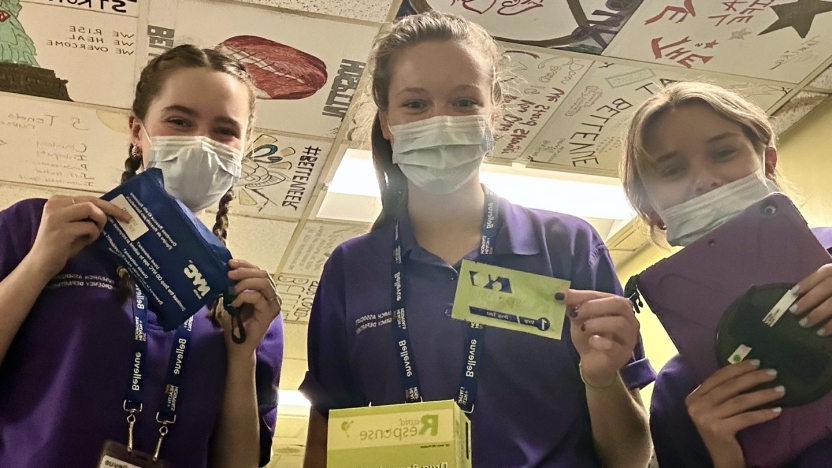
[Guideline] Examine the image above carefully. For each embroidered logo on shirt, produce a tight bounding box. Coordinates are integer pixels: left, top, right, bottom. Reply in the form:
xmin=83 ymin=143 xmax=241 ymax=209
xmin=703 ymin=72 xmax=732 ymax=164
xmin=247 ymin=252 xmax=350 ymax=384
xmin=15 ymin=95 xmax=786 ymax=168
xmin=45 ymin=274 xmax=116 ymax=291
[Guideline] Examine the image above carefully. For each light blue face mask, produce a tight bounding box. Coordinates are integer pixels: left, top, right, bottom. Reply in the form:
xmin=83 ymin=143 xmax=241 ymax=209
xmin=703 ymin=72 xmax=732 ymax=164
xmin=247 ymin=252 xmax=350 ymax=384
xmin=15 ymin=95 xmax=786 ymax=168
xmin=658 ymin=169 xmax=779 ymax=246
xmin=390 ymin=115 xmax=494 ymax=195
xmin=143 ymin=128 xmax=243 ymax=212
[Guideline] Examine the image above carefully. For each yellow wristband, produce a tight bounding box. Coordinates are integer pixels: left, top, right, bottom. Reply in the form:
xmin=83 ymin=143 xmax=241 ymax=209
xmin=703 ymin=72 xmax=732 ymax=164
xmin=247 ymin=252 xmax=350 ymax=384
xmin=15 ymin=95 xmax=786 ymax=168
xmin=579 ymin=362 xmax=619 ymax=391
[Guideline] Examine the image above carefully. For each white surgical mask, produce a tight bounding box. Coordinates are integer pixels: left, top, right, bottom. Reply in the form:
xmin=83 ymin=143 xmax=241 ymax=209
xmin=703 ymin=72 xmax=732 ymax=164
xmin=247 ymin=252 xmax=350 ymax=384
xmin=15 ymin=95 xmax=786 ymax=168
xmin=144 ymin=129 xmax=242 ymax=212
xmin=390 ymin=115 xmax=494 ymax=195
xmin=658 ymin=169 xmax=779 ymax=246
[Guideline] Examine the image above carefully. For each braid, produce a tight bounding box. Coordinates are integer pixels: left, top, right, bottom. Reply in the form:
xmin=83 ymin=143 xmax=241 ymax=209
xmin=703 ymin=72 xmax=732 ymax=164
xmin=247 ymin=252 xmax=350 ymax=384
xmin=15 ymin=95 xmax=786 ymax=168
xmin=117 ymin=146 xmax=143 ymax=302
xmin=212 ymin=189 xmax=234 ymax=245
xmin=122 ymin=145 xmax=143 ymax=184
xmin=209 ymin=189 xmax=234 ymax=323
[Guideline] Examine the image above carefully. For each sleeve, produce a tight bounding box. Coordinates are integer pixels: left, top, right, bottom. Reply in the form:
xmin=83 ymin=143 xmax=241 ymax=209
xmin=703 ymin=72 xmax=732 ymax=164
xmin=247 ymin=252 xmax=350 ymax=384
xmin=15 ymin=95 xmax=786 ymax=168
xmin=585 ymin=240 xmax=656 ymax=390
xmin=651 ymin=363 xmax=715 ymax=468
xmin=0 ymin=199 xmax=45 ymax=282
xmin=254 ymin=314 xmax=284 ymax=467
xmin=299 ymin=245 xmax=367 ymax=415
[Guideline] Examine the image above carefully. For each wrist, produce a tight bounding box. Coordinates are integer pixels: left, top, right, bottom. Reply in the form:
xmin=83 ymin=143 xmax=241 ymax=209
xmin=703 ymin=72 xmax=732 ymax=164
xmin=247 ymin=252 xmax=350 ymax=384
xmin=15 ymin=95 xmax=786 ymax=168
xmin=19 ymin=251 xmax=61 ymax=285
xmin=226 ymin=347 xmax=257 ymax=370
xmin=703 ymin=437 xmax=746 ymax=468
xmin=579 ymin=362 xmax=619 ymax=391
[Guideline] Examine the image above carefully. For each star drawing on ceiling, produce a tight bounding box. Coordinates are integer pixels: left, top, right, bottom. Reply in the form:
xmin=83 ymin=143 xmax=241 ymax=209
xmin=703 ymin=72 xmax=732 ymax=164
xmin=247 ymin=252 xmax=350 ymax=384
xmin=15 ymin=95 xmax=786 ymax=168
xmin=758 ymin=0 xmax=832 ymax=38
xmin=730 ymin=28 xmax=752 ymax=40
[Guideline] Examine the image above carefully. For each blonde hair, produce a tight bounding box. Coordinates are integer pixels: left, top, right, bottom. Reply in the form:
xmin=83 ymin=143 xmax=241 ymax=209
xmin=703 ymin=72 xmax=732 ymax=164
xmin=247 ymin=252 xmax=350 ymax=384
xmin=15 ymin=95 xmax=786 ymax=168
xmin=367 ymin=11 xmax=505 ymax=230
xmin=621 ymin=81 xmax=776 ymax=230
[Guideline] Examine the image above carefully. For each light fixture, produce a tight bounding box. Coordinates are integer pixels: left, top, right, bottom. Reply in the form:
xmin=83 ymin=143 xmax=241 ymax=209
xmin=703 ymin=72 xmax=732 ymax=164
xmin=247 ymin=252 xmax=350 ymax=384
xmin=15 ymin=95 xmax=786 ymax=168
xmin=319 ymin=148 xmax=636 ymax=238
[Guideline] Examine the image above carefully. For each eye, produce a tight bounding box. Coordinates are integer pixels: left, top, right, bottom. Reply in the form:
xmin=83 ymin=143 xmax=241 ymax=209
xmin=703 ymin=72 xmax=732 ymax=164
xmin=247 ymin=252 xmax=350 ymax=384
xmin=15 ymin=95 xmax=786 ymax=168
xmin=659 ymin=165 xmax=684 ymax=180
xmin=403 ymin=100 xmax=425 ymax=110
xmin=216 ymin=127 xmax=240 ymax=138
xmin=714 ymin=148 xmax=736 ymax=160
xmin=167 ymin=117 xmax=191 ymax=128
xmin=455 ymin=98 xmax=478 ymax=108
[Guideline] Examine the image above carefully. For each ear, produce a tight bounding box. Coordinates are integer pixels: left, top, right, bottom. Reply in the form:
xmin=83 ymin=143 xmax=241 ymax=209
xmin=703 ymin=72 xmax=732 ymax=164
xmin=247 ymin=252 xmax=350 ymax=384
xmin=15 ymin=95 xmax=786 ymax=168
xmin=379 ymin=111 xmax=392 ymax=142
xmin=763 ymin=146 xmax=778 ymax=180
xmin=128 ymin=114 xmax=144 ymax=149
xmin=646 ymin=209 xmax=666 ymax=231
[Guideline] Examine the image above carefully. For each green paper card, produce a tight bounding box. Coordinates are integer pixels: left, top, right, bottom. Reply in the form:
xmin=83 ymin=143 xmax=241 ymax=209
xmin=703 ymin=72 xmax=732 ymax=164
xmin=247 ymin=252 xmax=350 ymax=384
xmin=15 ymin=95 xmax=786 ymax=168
xmin=451 ymin=260 xmax=570 ymax=340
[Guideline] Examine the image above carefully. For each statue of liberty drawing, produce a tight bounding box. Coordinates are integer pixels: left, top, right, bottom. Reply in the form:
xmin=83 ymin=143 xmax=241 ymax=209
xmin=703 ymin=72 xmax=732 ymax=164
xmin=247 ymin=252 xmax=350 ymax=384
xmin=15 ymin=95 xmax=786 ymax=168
xmin=0 ymin=0 xmax=39 ymax=67
xmin=0 ymin=0 xmax=71 ymax=101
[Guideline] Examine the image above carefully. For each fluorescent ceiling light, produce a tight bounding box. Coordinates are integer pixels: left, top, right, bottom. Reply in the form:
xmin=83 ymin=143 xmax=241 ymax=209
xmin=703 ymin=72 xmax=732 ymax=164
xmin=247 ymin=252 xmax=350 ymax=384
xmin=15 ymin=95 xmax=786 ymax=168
xmin=324 ymin=149 xmax=635 ymax=222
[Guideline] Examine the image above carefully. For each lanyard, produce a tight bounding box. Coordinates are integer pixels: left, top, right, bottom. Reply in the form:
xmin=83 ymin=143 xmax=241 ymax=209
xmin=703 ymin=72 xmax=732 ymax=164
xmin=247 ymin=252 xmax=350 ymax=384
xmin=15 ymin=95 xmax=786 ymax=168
xmin=392 ymin=188 xmax=499 ymax=413
xmin=124 ymin=284 xmax=194 ymax=460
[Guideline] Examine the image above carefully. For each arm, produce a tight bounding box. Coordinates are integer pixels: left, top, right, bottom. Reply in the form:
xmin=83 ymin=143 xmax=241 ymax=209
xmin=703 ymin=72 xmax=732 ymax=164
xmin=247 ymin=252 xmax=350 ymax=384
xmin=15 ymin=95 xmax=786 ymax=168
xmin=210 ymin=259 xmax=283 ymax=468
xmin=303 ymin=408 xmax=328 ymax=468
xmin=584 ymin=378 xmax=652 ymax=468
xmin=0 ymin=254 xmax=57 ymax=364
xmin=300 ymin=247 xmax=366 ymax=467
xmin=211 ymin=352 xmax=260 ymax=468
xmin=0 ymin=196 xmax=130 ymax=365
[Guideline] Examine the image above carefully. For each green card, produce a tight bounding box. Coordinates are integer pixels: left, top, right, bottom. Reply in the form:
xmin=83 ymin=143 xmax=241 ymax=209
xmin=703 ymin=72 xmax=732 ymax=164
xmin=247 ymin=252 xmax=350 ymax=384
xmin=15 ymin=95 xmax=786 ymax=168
xmin=451 ymin=260 xmax=570 ymax=340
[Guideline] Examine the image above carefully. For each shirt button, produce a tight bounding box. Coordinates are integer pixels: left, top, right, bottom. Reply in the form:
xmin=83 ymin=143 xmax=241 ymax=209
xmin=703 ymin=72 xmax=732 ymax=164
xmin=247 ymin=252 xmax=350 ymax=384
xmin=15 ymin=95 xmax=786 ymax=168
xmin=445 ymin=305 xmax=453 ymax=317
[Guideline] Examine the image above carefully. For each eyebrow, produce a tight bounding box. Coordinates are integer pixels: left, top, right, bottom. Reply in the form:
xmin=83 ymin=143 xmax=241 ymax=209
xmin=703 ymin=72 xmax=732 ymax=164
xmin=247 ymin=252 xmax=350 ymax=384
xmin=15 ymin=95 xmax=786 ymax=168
xmin=163 ymin=105 xmax=243 ymax=131
xmin=707 ymin=132 xmax=741 ymax=143
xmin=395 ymin=84 xmax=484 ymax=96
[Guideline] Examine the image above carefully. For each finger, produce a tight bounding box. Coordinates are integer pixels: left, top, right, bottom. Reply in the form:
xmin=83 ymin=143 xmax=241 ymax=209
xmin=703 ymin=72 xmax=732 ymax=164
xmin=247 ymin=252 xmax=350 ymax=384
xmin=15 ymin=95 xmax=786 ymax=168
xmin=229 ymin=258 xmax=258 ymax=269
xmin=233 ymin=277 xmax=277 ymax=297
xmin=230 ymin=290 xmax=270 ymax=311
xmin=700 ymin=368 xmax=779 ymax=408
xmin=557 ymin=289 xmax=619 ymax=311
xmin=792 ymin=274 xmax=832 ymax=318
xmin=794 ymin=265 xmax=832 ymax=300
xmin=797 ymin=295 xmax=832 ymax=334
xmin=59 ymin=202 xmax=109 ymax=230
xmin=691 ymin=361 xmax=763 ymax=397
xmin=88 ymin=198 xmax=133 ymax=222
xmin=568 ymin=296 xmax=637 ymax=326
xmin=715 ymin=385 xmax=786 ymax=420
xmin=68 ymin=220 xmax=104 ymax=243
xmin=723 ymin=407 xmax=782 ymax=434
xmin=581 ymin=316 xmax=636 ymax=347
xmin=587 ymin=334 xmax=620 ymax=354
xmin=228 ymin=266 xmax=269 ymax=281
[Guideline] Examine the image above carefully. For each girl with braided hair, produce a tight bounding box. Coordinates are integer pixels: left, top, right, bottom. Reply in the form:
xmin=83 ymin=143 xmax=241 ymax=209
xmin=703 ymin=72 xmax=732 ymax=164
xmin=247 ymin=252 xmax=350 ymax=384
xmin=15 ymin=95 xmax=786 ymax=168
xmin=0 ymin=45 xmax=284 ymax=468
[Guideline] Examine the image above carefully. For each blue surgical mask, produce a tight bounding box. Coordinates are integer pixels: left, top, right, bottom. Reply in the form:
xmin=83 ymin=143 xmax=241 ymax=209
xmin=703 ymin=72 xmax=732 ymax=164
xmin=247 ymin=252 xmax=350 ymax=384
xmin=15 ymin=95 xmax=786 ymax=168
xmin=143 ymin=129 xmax=242 ymax=212
xmin=658 ymin=169 xmax=779 ymax=246
xmin=390 ymin=115 xmax=494 ymax=195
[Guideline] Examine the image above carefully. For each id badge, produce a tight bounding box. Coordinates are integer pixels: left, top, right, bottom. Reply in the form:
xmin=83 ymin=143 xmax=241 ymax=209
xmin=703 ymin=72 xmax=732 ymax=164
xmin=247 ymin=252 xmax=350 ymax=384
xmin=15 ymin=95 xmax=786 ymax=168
xmin=97 ymin=441 xmax=173 ymax=468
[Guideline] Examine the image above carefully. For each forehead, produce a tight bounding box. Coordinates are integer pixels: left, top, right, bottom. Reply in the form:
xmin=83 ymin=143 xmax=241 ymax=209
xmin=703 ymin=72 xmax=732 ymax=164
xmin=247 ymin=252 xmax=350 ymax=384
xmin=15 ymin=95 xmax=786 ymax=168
xmin=149 ymin=67 xmax=251 ymax=120
xmin=644 ymin=103 xmax=746 ymax=157
xmin=388 ymin=40 xmax=492 ymax=91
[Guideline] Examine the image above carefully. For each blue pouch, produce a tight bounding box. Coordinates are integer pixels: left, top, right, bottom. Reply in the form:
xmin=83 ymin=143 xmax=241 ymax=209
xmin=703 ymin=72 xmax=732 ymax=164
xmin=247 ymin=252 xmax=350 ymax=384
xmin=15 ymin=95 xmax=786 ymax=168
xmin=96 ymin=168 xmax=245 ymax=341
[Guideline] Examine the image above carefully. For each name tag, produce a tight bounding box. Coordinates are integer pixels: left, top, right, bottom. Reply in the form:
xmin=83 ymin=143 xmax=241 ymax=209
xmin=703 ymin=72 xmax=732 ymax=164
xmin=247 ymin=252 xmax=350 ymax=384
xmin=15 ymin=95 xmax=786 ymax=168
xmin=97 ymin=441 xmax=173 ymax=468
xmin=451 ymin=260 xmax=570 ymax=340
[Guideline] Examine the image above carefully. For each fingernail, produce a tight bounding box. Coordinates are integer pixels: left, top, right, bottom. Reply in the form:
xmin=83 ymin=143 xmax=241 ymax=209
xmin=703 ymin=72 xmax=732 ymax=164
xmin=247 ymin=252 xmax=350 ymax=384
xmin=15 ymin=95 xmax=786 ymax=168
xmin=748 ymin=359 xmax=761 ymax=368
xmin=774 ymin=385 xmax=786 ymax=393
xmin=789 ymin=303 xmax=799 ymax=314
xmin=555 ymin=292 xmax=565 ymax=302
xmin=800 ymin=318 xmax=810 ymax=328
xmin=580 ymin=323 xmax=586 ymax=332
xmin=791 ymin=285 xmax=800 ymax=295
xmin=772 ymin=407 xmax=782 ymax=414
xmin=766 ymin=369 xmax=777 ymax=377
xmin=818 ymin=328 xmax=827 ymax=337
xmin=569 ymin=308 xmax=578 ymax=318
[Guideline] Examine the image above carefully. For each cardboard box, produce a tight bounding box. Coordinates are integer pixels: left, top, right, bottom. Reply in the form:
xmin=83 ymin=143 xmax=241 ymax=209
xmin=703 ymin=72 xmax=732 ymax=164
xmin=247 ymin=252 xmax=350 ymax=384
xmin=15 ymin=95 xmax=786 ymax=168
xmin=327 ymin=400 xmax=472 ymax=468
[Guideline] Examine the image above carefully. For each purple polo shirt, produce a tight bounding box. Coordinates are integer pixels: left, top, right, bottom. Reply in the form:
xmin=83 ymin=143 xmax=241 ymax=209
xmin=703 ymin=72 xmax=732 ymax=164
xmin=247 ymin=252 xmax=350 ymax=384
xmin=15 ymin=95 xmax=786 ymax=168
xmin=301 ymin=197 xmax=656 ymax=467
xmin=0 ymin=199 xmax=284 ymax=468
xmin=650 ymin=227 xmax=832 ymax=468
